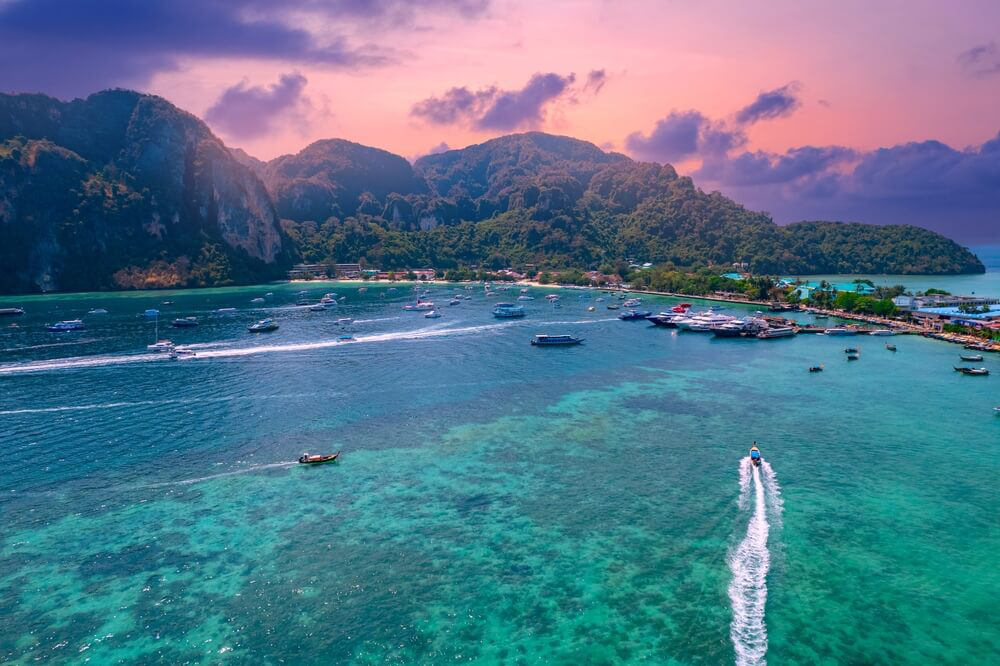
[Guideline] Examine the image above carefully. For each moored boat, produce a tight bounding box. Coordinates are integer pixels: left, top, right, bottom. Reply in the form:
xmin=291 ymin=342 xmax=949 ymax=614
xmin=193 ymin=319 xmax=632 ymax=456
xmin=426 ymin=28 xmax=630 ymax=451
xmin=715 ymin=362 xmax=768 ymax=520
xmin=960 ymin=354 xmax=984 ymax=362
xmin=825 ymin=327 xmax=857 ymax=336
xmin=46 ymin=319 xmax=85 ymax=332
xmin=954 ymin=366 xmax=989 ymax=376
xmin=757 ymin=326 xmax=796 ymax=339
xmin=493 ymin=303 xmax=525 ymax=318
xmin=298 ymin=451 xmax=340 ymax=464
xmin=530 ymin=334 xmax=584 ymax=346
xmin=886 ymin=344 xmax=897 ymax=351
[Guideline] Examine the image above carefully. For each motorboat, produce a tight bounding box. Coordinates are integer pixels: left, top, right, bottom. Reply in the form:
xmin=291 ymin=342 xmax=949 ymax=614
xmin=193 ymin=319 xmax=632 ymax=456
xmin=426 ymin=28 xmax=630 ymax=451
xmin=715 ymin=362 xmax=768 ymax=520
xmin=757 ymin=326 xmax=796 ymax=339
xmin=587 ymin=306 xmax=596 ymax=312
xmin=869 ymin=329 xmax=894 ymax=336
xmin=448 ymin=299 xmax=461 ymax=306
xmin=171 ymin=317 xmax=198 ymax=328
xmin=46 ymin=319 xmax=85 ymax=332
xmin=618 ymin=310 xmax=652 ymax=320
xmin=403 ymin=301 xmax=434 ymax=311
xmin=530 ymin=334 xmax=584 ymax=346
xmin=248 ymin=319 xmax=279 ymax=332
xmin=0 ymin=307 xmax=25 ymax=316
xmin=954 ymin=366 xmax=989 ymax=376
xmin=649 ymin=314 xmax=680 ymax=328
xmin=844 ymin=347 xmax=859 ymax=354
xmin=606 ymin=303 xmax=620 ymax=310
xmin=493 ymin=303 xmax=525 ymax=318
xmin=886 ymin=344 xmax=897 ymax=351
xmin=750 ymin=445 xmax=761 ymax=467
xmin=298 ymin=451 xmax=340 ymax=465
xmin=712 ymin=321 xmax=749 ymax=337
xmin=338 ymin=335 xmax=355 ymax=342
xmin=217 ymin=307 xmax=237 ymax=314
xmin=623 ymin=298 xmax=642 ymax=307
xmin=846 ymin=353 xmax=860 ymax=361
xmin=545 ymin=294 xmax=560 ymax=300
xmin=424 ymin=310 xmax=442 ymax=318
xmin=809 ymin=365 xmax=824 ymax=372
xmin=147 ymin=340 xmax=175 ymax=352
xmin=960 ymin=354 xmax=984 ymax=362
xmin=87 ymin=308 xmax=108 ymax=315
xmin=825 ymin=327 xmax=857 ymax=336
xmin=143 ymin=309 xmax=160 ymax=317
xmin=251 ymin=297 xmax=266 ymax=304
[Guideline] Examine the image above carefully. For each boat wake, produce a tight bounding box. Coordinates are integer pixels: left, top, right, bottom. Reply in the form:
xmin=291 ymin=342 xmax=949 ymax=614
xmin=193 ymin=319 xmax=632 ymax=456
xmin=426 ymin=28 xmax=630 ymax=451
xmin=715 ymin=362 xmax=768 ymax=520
xmin=0 ymin=392 xmax=323 ymax=416
xmin=141 ymin=461 xmax=297 ymax=488
xmin=729 ymin=457 xmax=782 ymax=666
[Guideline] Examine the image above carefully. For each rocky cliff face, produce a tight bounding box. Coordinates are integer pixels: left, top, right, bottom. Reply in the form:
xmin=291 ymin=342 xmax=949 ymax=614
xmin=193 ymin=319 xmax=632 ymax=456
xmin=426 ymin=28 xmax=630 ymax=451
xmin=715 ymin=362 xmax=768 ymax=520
xmin=0 ymin=90 xmax=293 ymax=293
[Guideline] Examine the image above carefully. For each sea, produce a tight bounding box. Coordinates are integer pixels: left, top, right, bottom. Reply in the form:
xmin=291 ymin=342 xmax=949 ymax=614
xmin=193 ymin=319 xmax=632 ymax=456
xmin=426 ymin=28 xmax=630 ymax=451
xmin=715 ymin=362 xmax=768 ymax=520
xmin=1 ymin=267 xmax=998 ymax=664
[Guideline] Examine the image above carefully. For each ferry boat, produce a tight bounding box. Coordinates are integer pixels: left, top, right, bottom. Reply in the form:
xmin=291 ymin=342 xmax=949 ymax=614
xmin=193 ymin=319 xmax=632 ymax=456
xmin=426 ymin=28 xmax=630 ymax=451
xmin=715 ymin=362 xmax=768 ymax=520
xmin=757 ymin=326 xmax=796 ymax=339
xmin=171 ymin=317 xmax=199 ymax=328
xmin=530 ymin=334 xmax=584 ymax=346
xmin=46 ymin=319 xmax=85 ymax=332
xmin=825 ymin=327 xmax=857 ymax=336
xmin=750 ymin=445 xmax=761 ymax=467
xmin=493 ymin=303 xmax=525 ymax=318
xmin=248 ymin=319 xmax=279 ymax=332
xmin=0 ymin=307 xmax=24 ymax=316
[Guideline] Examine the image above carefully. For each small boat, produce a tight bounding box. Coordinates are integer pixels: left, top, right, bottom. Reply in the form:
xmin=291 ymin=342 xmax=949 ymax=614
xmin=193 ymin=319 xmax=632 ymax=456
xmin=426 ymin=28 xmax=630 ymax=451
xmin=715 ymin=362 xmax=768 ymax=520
xmin=337 ymin=318 xmax=354 ymax=325
xmin=0 ymin=307 xmax=25 ymax=316
xmin=587 ymin=306 xmax=596 ymax=312
xmin=618 ymin=310 xmax=653 ymax=320
xmin=886 ymin=344 xmax=897 ymax=351
xmin=248 ymin=319 xmax=279 ymax=332
xmin=606 ymin=304 xmax=620 ymax=310
xmin=46 ymin=319 xmax=85 ymax=332
xmin=87 ymin=308 xmax=108 ymax=315
xmin=147 ymin=340 xmax=175 ymax=352
xmin=809 ymin=365 xmax=824 ymax=372
xmin=869 ymin=329 xmax=894 ymax=336
xmin=143 ymin=309 xmax=160 ymax=317
xmin=171 ymin=317 xmax=198 ymax=328
xmin=994 ymin=406 xmax=1000 ymax=414
xmin=403 ymin=302 xmax=434 ymax=311
xmin=251 ymin=297 xmax=266 ymax=304
xmin=517 ymin=295 xmax=535 ymax=301
xmin=424 ymin=310 xmax=441 ymax=318
xmin=338 ymin=335 xmax=355 ymax=342
xmin=954 ymin=367 xmax=989 ymax=376
xmin=309 ymin=304 xmax=326 ymax=311
xmin=623 ymin=298 xmax=642 ymax=307
xmin=750 ymin=445 xmax=761 ymax=467
xmin=825 ymin=327 xmax=857 ymax=336
xmin=846 ymin=353 xmax=860 ymax=361
xmin=216 ymin=307 xmax=237 ymax=314
xmin=448 ymin=299 xmax=461 ymax=306
xmin=844 ymin=348 xmax=859 ymax=354
xmin=531 ymin=334 xmax=584 ymax=346
xmin=961 ymin=354 xmax=984 ymax=362
xmin=265 ymin=292 xmax=274 ymax=297
xmin=298 ymin=451 xmax=340 ymax=465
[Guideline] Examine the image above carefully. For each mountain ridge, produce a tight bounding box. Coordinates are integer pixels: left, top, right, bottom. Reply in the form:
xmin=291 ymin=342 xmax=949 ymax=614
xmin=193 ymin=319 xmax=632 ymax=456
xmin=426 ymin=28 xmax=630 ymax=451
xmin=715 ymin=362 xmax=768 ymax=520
xmin=0 ymin=91 xmax=985 ymax=294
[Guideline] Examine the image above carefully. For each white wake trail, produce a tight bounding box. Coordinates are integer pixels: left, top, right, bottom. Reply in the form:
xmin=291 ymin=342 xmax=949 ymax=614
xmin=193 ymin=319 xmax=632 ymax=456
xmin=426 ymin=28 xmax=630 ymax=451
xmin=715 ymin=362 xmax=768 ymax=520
xmin=729 ymin=457 xmax=773 ymax=666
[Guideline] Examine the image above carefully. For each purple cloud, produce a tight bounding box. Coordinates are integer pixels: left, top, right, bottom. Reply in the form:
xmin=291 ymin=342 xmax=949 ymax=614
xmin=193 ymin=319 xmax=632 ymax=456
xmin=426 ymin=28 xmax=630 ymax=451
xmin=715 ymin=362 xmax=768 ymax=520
xmin=411 ymin=72 xmax=587 ymax=131
xmin=583 ymin=69 xmax=607 ymax=94
xmin=698 ymin=145 xmax=857 ymax=187
xmin=625 ymin=111 xmax=745 ymax=163
xmin=0 ymin=0 xmax=487 ymax=98
xmin=958 ymin=42 xmax=1000 ymax=76
xmin=204 ymin=73 xmax=308 ymax=139
xmin=735 ymin=82 xmax=801 ymax=125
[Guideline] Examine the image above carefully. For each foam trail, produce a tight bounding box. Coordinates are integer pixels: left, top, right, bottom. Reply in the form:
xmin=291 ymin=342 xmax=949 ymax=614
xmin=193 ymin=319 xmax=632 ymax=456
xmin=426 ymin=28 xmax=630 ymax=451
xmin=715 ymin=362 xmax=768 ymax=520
xmin=0 ymin=392 xmax=323 ymax=416
xmin=729 ymin=457 xmax=772 ymax=666
xmin=141 ymin=461 xmax=297 ymax=488
xmin=760 ymin=461 xmax=783 ymax=527
xmin=737 ymin=456 xmax=753 ymax=510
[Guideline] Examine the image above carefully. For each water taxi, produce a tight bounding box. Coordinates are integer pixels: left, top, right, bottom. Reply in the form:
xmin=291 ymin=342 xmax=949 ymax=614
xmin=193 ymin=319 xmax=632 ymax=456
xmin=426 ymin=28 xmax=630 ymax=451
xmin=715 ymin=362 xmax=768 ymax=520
xmin=46 ymin=319 xmax=85 ymax=332
xmin=530 ymin=334 xmax=584 ymax=346
xmin=248 ymin=319 xmax=279 ymax=332
xmin=298 ymin=451 xmax=340 ymax=465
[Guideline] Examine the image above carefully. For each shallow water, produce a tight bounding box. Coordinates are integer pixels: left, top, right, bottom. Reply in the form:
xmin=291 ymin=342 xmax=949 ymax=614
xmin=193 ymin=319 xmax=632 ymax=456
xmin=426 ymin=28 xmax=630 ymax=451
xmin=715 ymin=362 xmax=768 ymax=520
xmin=1 ymin=283 xmax=998 ymax=664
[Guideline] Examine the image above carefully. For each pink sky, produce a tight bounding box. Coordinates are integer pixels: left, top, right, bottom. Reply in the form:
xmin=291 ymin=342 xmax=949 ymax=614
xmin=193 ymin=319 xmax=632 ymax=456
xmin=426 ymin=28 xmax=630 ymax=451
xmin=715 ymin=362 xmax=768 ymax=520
xmin=145 ymin=0 xmax=1000 ymax=162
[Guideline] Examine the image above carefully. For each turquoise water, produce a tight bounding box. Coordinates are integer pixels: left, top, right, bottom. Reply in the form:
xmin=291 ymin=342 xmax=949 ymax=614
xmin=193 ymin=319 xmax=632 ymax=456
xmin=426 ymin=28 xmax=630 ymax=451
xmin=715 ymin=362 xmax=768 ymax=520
xmin=1 ymin=282 xmax=999 ymax=664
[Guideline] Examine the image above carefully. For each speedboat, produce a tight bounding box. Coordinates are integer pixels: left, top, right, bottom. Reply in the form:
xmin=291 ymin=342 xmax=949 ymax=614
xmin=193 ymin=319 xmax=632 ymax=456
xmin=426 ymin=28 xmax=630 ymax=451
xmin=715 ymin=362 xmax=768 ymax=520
xmin=960 ymin=354 xmax=984 ymax=362
xmin=846 ymin=353 xmax=860 ymax=361
xmin=248 ymin=319 xmax=279 ymax=332
xmin=531 ymin=334 xmax=584 ymax=346
xmin=619 ymin=310 xmax=653 ymax=320
xmin=298 ymin=451 xmax=340 ymax=465
xmin=337 ymin=335 xmax=355 ymax=342
xmin=0 ymin=307 xmax=25 ymax=316
xmin=809 ymin=365 xmax=824 ymax=372
xmin=147 ymin=340 xmax=175 ymax=352
xmin=171 ymin=317 xmax=198 ymax=328
xmin=844 ymin=347 xmax=859 ymax=354
xmin=251 ymin=297 xmax=266 ymax=304
xmin=424 ymin=310 xmax=442 ymax=318
xmin=493 ymin=303 xmax=525 ymax=318
xmin=517 ymin=295 xmax=535 ymax=301
xmin=750 ymin=445 xmax=761 ymax=467
xmin=46 ymin=319 xmax=85 ymax=332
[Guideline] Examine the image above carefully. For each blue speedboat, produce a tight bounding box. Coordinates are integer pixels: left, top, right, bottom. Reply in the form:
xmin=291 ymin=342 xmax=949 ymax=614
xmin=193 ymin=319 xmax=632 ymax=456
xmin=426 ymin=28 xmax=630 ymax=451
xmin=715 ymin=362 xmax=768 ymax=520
xmin=750 ymin=444 xmax=761 ymax=467
xmin=618 ymin=310 xmax=653 ymax=320
xmin=493 ymin=303 xmax=525 ymax=318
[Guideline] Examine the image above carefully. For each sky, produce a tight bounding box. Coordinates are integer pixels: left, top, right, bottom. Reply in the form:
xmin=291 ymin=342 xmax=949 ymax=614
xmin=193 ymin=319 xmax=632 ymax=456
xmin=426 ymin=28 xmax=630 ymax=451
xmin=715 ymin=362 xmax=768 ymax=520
xmin=0 ymin=0 xmax=998 ymax=242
